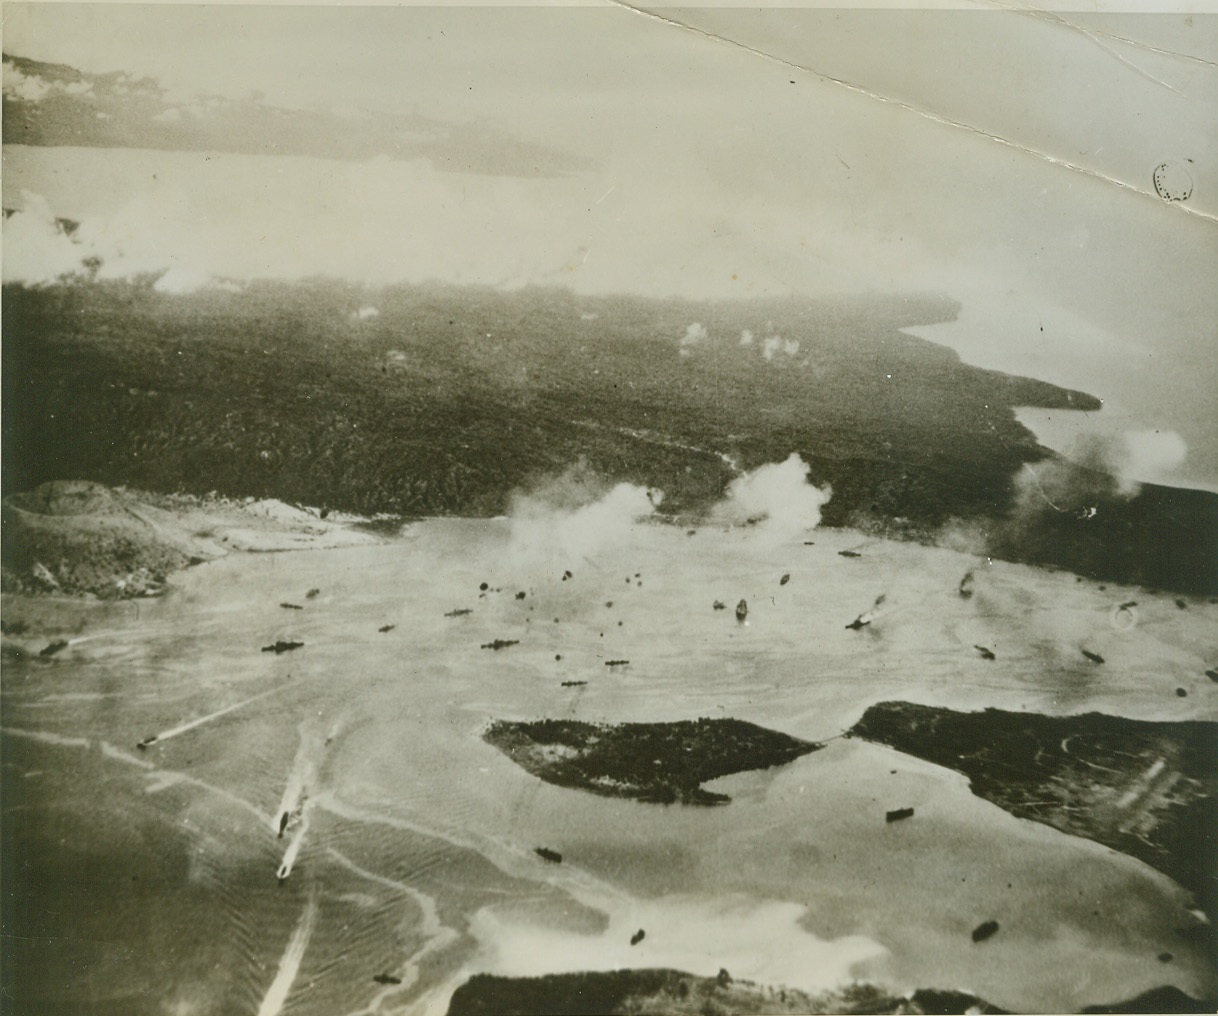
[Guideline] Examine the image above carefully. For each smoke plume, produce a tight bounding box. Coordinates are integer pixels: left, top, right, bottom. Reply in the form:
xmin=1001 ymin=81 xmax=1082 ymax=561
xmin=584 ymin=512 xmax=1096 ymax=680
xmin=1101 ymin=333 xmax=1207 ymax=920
xmin=2 ymin=192 xmax=87 ymax=285
xmin=1016 ymin=428 xmax=1189 ymax=517
xmin=507 ymin=464 xmax=662 ymax=571
xmin=711 ymin=453 xmax=831 ymax=539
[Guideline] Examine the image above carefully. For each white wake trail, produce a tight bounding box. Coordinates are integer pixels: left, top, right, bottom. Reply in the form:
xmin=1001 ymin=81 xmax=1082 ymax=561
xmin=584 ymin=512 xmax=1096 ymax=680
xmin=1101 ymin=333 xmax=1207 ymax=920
xmin=138 ymin=685 xmax=286 ymax=748
xmin=274 ymin=725 xmax=320 ymax=837
xmin=277 ymin=809 xmax=311 ymax=882
xmin=256 ymin=891 xmax=319 ymax=1016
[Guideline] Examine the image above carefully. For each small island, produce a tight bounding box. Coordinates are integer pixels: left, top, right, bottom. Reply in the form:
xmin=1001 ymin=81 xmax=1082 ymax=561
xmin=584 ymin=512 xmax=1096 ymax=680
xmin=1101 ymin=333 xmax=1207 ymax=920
xmin=483 ymin=717 xmax=821 ymax=805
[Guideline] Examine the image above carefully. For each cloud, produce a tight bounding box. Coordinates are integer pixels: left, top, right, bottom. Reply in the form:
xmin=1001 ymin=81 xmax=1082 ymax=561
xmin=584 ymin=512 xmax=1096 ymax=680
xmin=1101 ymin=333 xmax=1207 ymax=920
xmin=679 ymin=322 xmax=708 ymax=358
xmin=152 ymin=107 xmax=183 ymax=122
xmin=1116 ymin=429 xmax=1188 ymax=492
xmin=1020 ymin=428 xmax=1191 ymax=508
xmin=3 ymin=61 xmax=52 ymax=101
xmin=2 ymin=59 xmax=92 ymax=101
xmin=1 ymin=192 xmax=90 ymax=285
xmin=711 ymin=454 xmax=831 ymax=539
xmin=1008 ymin=427 xmax=1189 ymax=535
xmin=507 ymin=463 xmax=662 ymax=572
xmin=759 ymin=335 xmax=800 ymax=363
xmin=681 ymin=322 xmax=707 ymax=346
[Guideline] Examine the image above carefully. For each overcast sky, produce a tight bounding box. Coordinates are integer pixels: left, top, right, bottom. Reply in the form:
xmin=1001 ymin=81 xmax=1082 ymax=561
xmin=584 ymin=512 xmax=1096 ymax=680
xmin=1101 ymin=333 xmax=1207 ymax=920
xmin=3 ymin=4 xmax=1216 ymax=488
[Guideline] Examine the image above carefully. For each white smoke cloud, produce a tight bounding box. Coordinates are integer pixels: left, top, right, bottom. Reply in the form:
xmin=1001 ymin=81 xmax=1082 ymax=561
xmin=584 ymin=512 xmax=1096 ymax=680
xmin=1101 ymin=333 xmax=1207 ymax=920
xmin=760 ymin=335 xmax=800 ymax=363
xmin=1010 ymin=428 xmax=1189 ymax=533
xmin=508 ymin=466 xmax=663 ymax=572
xmin=2 ymin=61 xmax=93 ymax=101
xmin=1113 ymin=429 xmax=1188 ymax=494
xmin=1 ymin=192 xmax=89 ymax=285
xmin=682 ymin=322 xmax=707 ymax=345
xmin=1019 ymin=428 xmax=1192 ymax=508
xmin=3 ymin=62 xmax=52 ymax=101
xmin=711 ymin=453 xmax=832 ymax=539
xmin=739 ymin=329 xmax=753 ymax=346
xmin=679 ymin=322 xmax=708 ymax=358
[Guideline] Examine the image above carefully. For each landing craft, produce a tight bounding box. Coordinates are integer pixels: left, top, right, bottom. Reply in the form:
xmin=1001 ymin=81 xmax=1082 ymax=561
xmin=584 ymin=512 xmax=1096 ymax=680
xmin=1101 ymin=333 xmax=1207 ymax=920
xmin=972 ymin=920 xmax=1000 ymax=943
xmin=847 ymin=594 xmax=886 ymax=630
xmin=736 ymin=599 xmax=748 ymax=622
xmin=278 ymin=812 xmax=290 ymax=838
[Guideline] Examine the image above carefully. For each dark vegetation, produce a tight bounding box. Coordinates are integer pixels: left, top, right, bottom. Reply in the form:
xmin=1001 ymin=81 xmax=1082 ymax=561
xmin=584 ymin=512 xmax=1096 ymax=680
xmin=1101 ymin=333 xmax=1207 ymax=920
xmin=445 ymin=969 xmax=1010 ymax=1016
xmin=483 ymin=717 xmax=821 ymax=805
xmin=3 ymin=279 xmax=1215 ymax=592
xmin=849 ymin=702 xmax=1218 ymax=922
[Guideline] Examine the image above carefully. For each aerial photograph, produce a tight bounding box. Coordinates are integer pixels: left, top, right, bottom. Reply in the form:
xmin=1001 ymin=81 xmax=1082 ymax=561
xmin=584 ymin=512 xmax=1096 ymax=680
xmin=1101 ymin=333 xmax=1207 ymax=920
xmin=1 ymin=4 xmax=1216 ymax=1014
